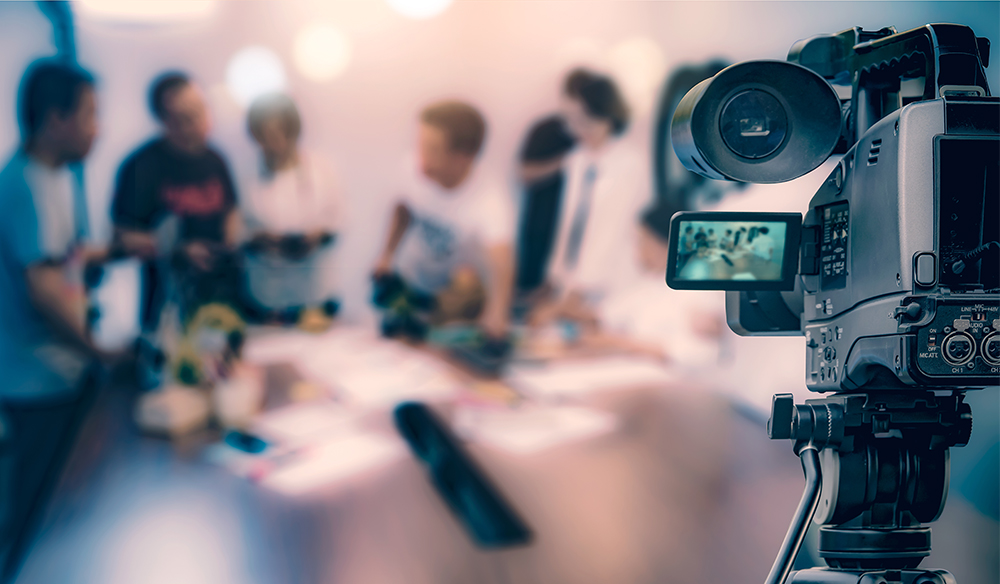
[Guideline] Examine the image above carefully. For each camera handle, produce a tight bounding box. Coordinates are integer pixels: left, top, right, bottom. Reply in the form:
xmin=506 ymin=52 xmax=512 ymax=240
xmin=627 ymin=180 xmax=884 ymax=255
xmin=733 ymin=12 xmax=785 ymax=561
xmin=788 ymin=23 xmax=991 ymax=146
xmin=765 ymin=445 xmax=823 ymax=584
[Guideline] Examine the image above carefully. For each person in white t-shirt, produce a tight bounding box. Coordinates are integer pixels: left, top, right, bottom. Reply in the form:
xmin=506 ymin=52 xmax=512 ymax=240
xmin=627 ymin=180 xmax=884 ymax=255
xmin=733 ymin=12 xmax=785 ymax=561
xmin=372 ymin=101 xmax=515 ymax=339
xmin=750 ymin=226 xmax=776 ymax=261
xmin=241 ymin=93 xmax=342 ymax=327
xmin=531 ymin=69 xmax=648 ymax=329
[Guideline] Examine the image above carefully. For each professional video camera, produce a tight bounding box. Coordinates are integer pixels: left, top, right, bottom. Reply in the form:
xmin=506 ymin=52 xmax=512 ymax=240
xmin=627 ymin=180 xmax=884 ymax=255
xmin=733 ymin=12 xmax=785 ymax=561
xmin=664 ymin=24 xmax=999 ymax=584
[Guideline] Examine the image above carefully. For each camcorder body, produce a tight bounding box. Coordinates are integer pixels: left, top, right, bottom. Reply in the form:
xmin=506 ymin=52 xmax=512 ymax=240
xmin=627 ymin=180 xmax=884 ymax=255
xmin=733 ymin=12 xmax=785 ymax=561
xmin=667 ymin=24 xmax=999 ymax=395
xmin=665 ymin=24 xmax=998 ymax=583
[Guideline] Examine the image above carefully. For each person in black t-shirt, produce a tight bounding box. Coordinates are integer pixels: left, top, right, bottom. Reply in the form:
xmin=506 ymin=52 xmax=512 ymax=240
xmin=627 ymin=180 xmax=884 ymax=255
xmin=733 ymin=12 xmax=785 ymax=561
xmin=111 ymin=72 xmax=239 ymax=338
xmin=514 ymin=115 xmax=575 ymax=297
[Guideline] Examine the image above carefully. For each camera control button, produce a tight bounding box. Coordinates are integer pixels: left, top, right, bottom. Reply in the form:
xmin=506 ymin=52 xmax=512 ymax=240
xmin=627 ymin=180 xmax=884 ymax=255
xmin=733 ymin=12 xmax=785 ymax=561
xmin=914 ymin=253 xmax=936 ymax=287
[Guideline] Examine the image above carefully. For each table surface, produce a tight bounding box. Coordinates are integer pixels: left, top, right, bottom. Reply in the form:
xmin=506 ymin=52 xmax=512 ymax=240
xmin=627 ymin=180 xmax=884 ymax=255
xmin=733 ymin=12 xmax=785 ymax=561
xmin=13 ymin=333 xmax=1000 ymax=584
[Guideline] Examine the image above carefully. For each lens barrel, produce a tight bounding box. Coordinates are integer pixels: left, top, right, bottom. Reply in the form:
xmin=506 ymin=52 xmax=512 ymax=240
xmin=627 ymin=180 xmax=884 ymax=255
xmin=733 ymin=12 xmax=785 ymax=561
xmin=671 ymin=60 xmax=842 ymax=183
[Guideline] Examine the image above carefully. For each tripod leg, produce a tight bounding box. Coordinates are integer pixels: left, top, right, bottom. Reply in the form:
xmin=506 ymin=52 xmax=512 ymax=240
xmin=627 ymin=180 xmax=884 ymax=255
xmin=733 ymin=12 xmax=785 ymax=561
xmin=765 ymin=446 xmax=822 ymax=584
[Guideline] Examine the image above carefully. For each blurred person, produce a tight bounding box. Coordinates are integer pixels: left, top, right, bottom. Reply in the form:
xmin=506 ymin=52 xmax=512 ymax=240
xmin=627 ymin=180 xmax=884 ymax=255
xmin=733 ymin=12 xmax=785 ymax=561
xmin=241 ymin=93 xmax=342 ymax=329
xmin=110 ymin=72 xmax=239 ymax=385
xmin=577 ymin=202 xmax=723 ymax=365
xmin=531 ymin=69 xmax=647 ymax=329
xmin=693 ymin=232 xmax=710 ymax=256
xmin=0 ymin=60 xmax=110 ymax=401
xmin=0 ymin=60 xmax=111 ymax=571
xmin=513 ymin=115 xmax=575 ymax=301
xmin=750 ymin=225 xmax=776 ymax=261
xmin=372 ymin=100 xmax=515 ymax=340
xmin=677 ymin=224 xmax=695 ymax=270
xmin=720 ymin=228 xmax=734 ymax=252
xmin=734 ymin=225 xmax=749 ymax=250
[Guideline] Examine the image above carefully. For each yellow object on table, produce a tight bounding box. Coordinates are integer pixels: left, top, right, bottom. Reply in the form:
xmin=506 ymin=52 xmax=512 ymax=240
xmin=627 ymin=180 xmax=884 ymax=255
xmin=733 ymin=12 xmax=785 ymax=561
xmin=297 ymin=307 xmax=333 ymax=333
xmin=173 ymin=303 xmax=246 ymax=387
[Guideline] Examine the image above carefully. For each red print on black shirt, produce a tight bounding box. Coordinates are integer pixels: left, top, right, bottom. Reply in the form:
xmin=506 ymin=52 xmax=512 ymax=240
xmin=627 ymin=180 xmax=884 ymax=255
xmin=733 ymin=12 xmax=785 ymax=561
xmin=162 ymin=178 xmax=226 ymax=216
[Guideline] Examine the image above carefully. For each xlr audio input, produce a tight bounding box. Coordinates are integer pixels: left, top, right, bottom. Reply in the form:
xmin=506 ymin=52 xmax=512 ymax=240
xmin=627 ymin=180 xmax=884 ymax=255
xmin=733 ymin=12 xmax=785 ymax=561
xmin=942 ymin=331 xmax=976 ymax=366
xmin=982 ymin=332 xmax=1000 ymax=367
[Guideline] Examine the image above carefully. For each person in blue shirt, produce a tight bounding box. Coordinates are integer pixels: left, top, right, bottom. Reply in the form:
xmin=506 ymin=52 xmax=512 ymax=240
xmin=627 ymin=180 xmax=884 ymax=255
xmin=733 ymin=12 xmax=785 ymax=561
xmin=0 ymin=59 xmax=114 ymax=577
xmin=0 ymin=60 xmax=108 ymax=402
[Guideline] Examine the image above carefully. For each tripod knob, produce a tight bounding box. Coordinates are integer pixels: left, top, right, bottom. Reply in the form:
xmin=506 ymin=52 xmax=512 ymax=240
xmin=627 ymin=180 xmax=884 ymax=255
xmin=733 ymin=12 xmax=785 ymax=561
xmin=768 ymin=394 xmax=795 ymax=440
xmin=956 ymin=401 xmax=973 ymax=447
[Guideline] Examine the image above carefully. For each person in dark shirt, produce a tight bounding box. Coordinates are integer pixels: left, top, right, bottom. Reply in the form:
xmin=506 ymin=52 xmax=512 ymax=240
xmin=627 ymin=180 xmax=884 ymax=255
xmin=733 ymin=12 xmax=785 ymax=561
xmin=111 ymin=72 xmax=239 ymax=337
xmin=514 ymin=115 xmax=575 ymax=296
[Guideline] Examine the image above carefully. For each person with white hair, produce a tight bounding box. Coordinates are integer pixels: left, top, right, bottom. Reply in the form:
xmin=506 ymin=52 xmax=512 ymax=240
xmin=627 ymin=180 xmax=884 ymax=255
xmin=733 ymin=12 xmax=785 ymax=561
xmin=241 ymin=92 xmax=343 ymax=328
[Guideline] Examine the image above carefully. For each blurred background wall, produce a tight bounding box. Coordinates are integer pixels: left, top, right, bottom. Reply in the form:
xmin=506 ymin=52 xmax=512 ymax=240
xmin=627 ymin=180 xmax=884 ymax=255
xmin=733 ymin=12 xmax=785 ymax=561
xmin=2 ymin=0 xmax=997 ymax=323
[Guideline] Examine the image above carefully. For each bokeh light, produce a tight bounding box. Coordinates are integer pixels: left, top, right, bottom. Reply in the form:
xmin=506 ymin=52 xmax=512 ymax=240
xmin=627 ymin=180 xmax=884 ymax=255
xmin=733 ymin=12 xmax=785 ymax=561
xmin=293 ymin=24 xmax=352 ymax=82
xmin=386 ymin=0 xmax=454 ymax=20
xmin=225 ymin=45 xmax=286 ymax=107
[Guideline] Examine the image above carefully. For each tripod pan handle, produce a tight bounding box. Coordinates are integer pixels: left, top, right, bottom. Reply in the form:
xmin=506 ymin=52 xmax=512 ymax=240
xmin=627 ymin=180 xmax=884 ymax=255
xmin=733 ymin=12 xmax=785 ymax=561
xmin=765 ymin=446 xmax=822 ymax=584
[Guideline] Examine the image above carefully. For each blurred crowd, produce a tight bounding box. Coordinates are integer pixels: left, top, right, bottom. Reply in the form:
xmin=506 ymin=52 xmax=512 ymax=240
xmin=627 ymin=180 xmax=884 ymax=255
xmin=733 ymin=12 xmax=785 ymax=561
xmin=675 ymin=222 xmax=782 ymax=281
xmin=0 ymin=59 xmax=730 ymax=401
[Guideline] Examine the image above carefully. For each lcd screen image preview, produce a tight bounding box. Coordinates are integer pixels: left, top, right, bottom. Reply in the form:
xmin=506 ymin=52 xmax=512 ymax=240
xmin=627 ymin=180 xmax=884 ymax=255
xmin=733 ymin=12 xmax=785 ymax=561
xmin=674 ymin=221 xmax=787 ymax=281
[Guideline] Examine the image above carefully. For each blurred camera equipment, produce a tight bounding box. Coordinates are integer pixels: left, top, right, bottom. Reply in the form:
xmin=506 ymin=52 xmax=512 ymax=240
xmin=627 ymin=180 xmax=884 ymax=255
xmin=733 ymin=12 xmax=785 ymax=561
xmin=665 ymin=24 xmax=998 ymax=584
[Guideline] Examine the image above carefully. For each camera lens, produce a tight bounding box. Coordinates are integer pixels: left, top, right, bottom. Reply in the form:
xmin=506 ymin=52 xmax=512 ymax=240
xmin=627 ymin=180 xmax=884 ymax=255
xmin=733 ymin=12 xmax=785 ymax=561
xmin=942 ymin=331 xmax=975 ymax=366
xmin=982 ymin=332 xmax=1000 ymax=366
xmin=719 ymin=90 xmax=788 ymax=159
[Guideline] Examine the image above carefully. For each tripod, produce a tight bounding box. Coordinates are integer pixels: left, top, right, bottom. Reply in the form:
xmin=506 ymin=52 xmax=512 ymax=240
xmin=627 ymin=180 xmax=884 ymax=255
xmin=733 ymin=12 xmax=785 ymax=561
xmin=764 ymin=388 xmax=973 ymax=584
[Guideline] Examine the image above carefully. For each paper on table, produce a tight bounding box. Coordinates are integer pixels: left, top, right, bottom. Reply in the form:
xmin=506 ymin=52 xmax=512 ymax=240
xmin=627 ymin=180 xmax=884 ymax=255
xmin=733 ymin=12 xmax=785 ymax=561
xmin=317 ymin=364 xmax=459 ymax=407
xmin=506 ymin=356 xmax=677 ymax=399
xmin=293 ymin=332 xmax=463 ymax=408
xmin=259 ymin=433 xmax=405 ymax=496
xmin=251 ymin=402 xmax=356 ymax=448
xmin=453 ymin=404 xmax=617 ymax=455
xmin=244 ymin=326 xmax=463 ymax=408
xmin=242 ymin=329 xmax=316 ymax=365
xmin=242 ymin=326 xmax=379 ymax=365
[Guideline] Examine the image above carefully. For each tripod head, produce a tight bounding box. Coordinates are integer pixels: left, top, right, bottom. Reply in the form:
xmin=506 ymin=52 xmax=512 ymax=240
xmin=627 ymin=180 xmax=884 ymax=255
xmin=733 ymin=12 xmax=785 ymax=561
xmin=765 ymin=389 xmax=973 ymax=583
